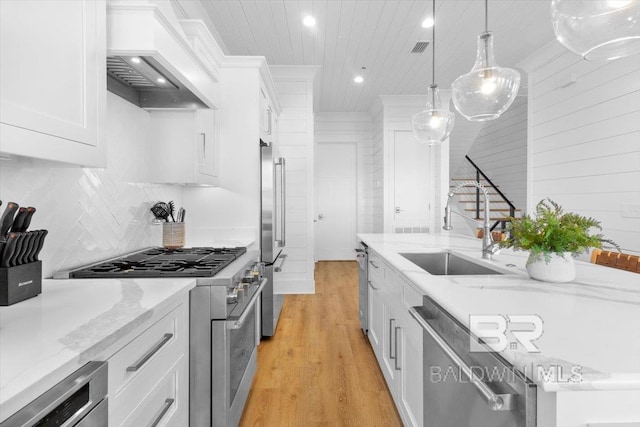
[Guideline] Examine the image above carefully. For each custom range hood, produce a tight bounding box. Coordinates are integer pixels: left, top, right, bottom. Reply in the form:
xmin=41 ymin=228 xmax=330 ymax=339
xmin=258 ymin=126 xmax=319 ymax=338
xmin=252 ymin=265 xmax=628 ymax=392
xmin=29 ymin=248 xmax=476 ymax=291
xmin=107 ymin=1 xmax=221 ymax=109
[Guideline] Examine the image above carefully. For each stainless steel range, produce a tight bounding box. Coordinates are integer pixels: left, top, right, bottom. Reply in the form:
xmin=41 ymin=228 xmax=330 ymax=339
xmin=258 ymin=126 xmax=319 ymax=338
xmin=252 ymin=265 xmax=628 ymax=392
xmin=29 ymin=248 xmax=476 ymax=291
xmin=58 ymin=246 xmax=265 ymax=427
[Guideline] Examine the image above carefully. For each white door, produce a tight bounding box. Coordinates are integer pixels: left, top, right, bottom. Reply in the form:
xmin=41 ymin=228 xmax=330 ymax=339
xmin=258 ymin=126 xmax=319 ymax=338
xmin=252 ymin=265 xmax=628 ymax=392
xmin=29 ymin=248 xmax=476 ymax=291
xmin=393 ymin=131 xmax=431 ymax=232
xmin=315 ymin=143 xmax=357 ymax=260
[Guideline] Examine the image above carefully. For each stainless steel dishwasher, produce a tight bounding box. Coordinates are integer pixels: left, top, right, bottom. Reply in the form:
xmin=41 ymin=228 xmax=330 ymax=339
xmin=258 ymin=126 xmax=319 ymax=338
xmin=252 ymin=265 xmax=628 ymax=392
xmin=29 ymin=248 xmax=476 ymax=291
xmin=355 ymin=242 xmax=368 ymax=334
xmin=1 ymin=361 xmax=108 ymax=427
xmin=409 ymin=296 xmax=537 ymax=427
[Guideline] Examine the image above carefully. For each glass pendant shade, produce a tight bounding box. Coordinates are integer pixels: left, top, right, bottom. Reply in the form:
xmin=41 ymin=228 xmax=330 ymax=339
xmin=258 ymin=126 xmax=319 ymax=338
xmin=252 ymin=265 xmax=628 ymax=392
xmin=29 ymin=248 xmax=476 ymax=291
xmin=411 ymin=85 xmax=456 ymax=145
xmin=451 ymin=32 xmax=521 ymax=121
xmin=551 ymin=0 xmax=640 ymax=61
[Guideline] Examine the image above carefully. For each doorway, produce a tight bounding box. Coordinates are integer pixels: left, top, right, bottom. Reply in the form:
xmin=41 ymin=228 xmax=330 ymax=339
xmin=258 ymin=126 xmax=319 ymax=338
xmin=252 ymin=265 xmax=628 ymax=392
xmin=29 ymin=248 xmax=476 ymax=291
xmin=315 ymin=143 xmax=357 ymax=260
xmin=391 ymin=130 xmax=432 ymax=233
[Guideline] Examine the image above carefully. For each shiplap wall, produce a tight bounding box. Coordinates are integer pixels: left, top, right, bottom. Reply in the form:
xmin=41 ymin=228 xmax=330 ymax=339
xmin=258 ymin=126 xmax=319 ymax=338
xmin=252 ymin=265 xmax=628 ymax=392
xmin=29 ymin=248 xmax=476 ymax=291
xmin=0 ymin=94 xmax=183 ymax=278
xmin=528 ymin=43 xmax=640 ymax=255
xmin=315 ymin=113 xmax=374 ymax=234
xmin=370 ymin=100 xmax=385 ymax=232
xmin=271 ymin=67 xmax=316 ymax=294
xmin=460 ymin=95 xmax=528 ymax=211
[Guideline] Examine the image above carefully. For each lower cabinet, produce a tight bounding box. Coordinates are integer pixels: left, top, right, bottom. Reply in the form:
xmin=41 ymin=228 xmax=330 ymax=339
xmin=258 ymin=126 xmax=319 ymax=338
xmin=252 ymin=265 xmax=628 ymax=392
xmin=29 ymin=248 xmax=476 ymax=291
xmin=367 ymin=252 xmax=423 ymax=427
xmin=107 ymin=295 xmax=189 ymax=427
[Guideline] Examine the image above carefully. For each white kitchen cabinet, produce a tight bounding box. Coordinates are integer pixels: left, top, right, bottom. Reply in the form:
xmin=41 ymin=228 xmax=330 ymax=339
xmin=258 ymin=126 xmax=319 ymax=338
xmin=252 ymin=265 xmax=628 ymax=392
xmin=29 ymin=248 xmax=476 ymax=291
xmin=367 ymin=251 xmax=423 ymax=427
xmin=260 ymin=86 xmax=276 ymax=143
xmin=109 ymin=295 xmax=189 ymax=427
xmin=148 ymin=109 xmax=219 ymax=186
xmin=0 ymin=0 xmax=106 ymax=167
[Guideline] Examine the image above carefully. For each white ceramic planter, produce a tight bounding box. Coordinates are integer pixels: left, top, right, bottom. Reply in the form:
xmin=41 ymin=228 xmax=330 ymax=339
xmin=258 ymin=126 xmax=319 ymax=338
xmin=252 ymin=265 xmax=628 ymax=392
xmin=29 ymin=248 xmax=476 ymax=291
xmin=526 ymin=252 xmax=576 ymax=283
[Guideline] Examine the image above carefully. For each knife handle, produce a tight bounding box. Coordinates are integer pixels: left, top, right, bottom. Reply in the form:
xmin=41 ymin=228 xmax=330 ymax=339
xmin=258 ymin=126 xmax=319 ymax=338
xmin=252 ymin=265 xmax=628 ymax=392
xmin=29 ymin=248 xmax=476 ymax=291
xmin=19 ymin=207 xmax=36 ymax=232
xmin=32 ymin=230 xmax=48 ymax=262
xmin=19 ymin=232 xmax=36 ymax=265
xmin=8 ymin=233 xmax=26 ymax=267
xmin=0 ymin=202 xmax=19 ymax=241
xmin=1 ymin=233 xmax=19 ymax=268
xmin=10 ymin=207 xmax=27 ymax=233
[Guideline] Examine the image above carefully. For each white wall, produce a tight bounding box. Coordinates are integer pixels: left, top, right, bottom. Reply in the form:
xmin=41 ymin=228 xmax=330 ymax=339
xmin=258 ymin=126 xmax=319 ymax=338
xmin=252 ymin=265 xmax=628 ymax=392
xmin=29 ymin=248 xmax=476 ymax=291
xmin=461 ymin=95 xmax=528 ymax=212
xmin=526 ymin=42 xmax=640 ymax=255
xmin=0 ymin=93 xmax=183 ymax=278
xmin=271 ymin=66 xmax=317 ymax=294
xmin=315 ymin=113 xmax=373 ymax=234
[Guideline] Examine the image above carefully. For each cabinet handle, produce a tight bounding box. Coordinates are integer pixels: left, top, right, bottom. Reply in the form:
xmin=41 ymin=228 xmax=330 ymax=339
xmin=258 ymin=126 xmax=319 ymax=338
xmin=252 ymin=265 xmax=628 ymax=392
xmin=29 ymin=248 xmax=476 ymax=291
xmin=389 ymin=318 xmax=396 ymax=360
xmin=394 ymin=326 xmax=401 ymax=371
xmin=369 ymin=260 xmax=379 ymax=269
xmin=148 ymin=398 xmax=175 ymax=427
xmin=200 ymin=133 xmax=206 ymax=166
xmin=408 ymin=307 xmax=514 ymax=411
xmin=367 ymin=280 xmax=379 ymax=291
xmin=267 ymin=108 xmax=272 ymax=135
xmin=126 ymin=333 xmax=173 ymax=372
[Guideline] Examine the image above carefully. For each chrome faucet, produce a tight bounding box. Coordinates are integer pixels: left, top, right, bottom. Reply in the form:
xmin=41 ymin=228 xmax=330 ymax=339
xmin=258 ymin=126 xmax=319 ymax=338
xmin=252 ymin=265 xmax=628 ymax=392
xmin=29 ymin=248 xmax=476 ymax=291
xmin=443 ymin=181 xmax=500 ymax=260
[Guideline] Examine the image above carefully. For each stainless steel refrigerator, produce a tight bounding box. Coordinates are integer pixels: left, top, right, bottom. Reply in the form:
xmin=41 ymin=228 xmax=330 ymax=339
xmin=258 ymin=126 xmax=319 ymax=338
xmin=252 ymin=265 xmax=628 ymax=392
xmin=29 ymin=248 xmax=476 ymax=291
xmin=260 ymin=140 xmax=286 ymax=337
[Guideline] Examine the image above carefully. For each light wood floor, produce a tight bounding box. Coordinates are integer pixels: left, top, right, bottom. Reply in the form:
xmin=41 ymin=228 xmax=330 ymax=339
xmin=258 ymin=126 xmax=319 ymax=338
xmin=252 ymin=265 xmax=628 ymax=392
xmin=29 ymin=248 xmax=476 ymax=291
xmin=239 ymin=261 xmax=403 ymax=427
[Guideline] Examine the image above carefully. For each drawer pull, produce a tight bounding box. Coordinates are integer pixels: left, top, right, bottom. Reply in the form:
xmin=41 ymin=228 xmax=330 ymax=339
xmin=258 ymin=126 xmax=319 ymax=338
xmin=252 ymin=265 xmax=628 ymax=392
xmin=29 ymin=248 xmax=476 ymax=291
xmin=367 ymin=280 xmax=380 ymax=291
xmin=369 ymin=260 xmax=379 ymax=269
xmin=149 ymin=398 xmax=175 ymax=427
xmin=127 ymin=333 xmax=173 ymax=372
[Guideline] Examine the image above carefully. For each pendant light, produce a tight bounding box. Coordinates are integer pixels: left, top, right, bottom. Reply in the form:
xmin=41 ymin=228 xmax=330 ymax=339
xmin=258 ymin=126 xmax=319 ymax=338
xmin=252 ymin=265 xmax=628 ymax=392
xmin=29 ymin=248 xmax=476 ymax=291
xmin=551 ymin=0 xmax=640 ymax=61
xmin=451 ymin=0 xmax=521 ymax=121
xmin=411 ymin=0 xmax=455 ymax=145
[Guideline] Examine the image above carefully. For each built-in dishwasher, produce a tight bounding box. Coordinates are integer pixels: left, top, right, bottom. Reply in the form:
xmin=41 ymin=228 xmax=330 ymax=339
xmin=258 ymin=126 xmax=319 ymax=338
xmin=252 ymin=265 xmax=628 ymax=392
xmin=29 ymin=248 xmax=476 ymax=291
xmin=1 ymin=361 xmax=108 ymax=427
xmin=409 ymin=296 xmax=536 ymax=427
xmin=355 ymin=242 xmax=368 ymax=334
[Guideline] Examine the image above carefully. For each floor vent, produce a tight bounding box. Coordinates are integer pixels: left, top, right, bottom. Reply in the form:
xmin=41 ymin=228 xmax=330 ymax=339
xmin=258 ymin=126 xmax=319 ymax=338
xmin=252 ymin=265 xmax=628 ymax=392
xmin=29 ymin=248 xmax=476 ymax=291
xmin=411 ymin=41 xmax=430 ymax=53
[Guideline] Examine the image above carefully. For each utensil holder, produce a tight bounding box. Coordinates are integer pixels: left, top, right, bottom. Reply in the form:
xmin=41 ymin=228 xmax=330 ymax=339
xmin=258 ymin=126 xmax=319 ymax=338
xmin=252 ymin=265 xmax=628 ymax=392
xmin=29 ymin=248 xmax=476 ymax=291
xmin=0 ymin=261 xmax=42 ymax=306
xmin=163 ymin=223 xmax=185 ymax=249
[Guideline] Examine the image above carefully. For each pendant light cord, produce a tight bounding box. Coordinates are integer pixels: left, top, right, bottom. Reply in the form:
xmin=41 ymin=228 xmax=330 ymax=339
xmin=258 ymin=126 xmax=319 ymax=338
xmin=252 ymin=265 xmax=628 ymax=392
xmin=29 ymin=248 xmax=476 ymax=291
xmin=431 ymin=0 xmax=436 ymax=88
xmin=485 ymin=0 xmax=489 ymax=33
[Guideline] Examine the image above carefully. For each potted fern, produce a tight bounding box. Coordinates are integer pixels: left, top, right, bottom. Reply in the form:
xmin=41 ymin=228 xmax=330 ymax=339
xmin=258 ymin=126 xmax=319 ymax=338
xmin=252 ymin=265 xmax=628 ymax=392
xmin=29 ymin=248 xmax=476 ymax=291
xmin=501 ymin=199 xmax=618 ymax=283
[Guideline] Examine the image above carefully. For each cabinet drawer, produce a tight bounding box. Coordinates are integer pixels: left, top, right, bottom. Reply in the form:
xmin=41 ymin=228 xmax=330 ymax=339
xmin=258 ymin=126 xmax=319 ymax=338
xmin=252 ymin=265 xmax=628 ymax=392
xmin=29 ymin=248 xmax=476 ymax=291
xmin=368 ymin=252 xmax=385 ymax=284
xmin=119 ymin=356 xmax=188 ymax=427
xmin=108 ymin=302 xmax=187 ymax=425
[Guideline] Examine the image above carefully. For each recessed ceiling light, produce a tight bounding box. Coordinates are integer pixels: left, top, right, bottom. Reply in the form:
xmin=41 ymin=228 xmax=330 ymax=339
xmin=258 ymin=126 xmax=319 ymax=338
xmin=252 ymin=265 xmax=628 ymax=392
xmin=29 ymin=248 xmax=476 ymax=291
xmin=157 ymin=78 xmax=166 ymax=84
xmin=303 ymin=16 xmax=316 ymax=27
xmin=421 ymin=17 xmax=434 ymax=28
xmin=130 ymin=57 xmax=141 ymax=64
xmin=354 ymin=75 xmax=364 ymax=84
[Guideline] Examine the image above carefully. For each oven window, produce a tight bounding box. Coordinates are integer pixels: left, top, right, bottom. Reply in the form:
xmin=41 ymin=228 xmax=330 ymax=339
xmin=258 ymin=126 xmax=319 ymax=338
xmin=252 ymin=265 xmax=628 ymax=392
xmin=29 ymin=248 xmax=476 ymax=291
xmin=229 ymin=306 xmax=256 ymax=404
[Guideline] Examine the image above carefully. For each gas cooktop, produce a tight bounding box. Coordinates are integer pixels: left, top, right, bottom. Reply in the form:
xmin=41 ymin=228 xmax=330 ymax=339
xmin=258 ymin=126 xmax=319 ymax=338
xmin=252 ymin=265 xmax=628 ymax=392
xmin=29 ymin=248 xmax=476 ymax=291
xmin=68 ymin=247 xmax=247 ymax=278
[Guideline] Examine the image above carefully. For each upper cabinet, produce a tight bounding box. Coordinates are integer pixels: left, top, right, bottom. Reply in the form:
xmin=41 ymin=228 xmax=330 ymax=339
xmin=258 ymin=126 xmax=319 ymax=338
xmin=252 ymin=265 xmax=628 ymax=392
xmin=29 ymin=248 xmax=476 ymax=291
xmin=0 ymin=0 xmax=107 ymax=167
xmin=260 ymin=86 xmax=276 ymax=143
xmin=148 ymin=109 xmax=219 ymax=186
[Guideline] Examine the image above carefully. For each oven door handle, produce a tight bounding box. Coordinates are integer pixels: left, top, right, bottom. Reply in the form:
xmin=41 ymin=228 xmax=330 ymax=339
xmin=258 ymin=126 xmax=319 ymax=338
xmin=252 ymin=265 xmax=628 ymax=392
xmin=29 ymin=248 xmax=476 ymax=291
xmin=409 ymin=307 xmax=515 ymax=412
xmin=227 ymin=278 xmax=267 ymax=330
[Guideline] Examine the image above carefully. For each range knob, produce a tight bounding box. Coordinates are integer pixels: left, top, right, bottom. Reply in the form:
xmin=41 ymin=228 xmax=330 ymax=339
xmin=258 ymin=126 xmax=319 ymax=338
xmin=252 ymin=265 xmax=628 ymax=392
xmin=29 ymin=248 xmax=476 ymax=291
xmin=227 ymin=288 xmax=238 ymax=304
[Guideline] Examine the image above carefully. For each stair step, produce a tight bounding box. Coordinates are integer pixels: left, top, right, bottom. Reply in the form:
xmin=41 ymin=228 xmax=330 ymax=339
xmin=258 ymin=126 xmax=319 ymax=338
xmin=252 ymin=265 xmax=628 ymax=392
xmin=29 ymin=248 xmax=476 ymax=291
xmin=449 ymin=190 xmax=501 ymax=195
xmin=465 ymin=208 xmax=521 ymax=212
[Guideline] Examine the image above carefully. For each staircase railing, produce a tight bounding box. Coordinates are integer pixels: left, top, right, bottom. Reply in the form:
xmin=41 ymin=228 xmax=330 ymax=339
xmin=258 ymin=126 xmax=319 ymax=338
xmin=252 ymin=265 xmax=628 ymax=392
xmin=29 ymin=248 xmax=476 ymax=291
xmin=464 ymin=155 xmax=516 ymax=231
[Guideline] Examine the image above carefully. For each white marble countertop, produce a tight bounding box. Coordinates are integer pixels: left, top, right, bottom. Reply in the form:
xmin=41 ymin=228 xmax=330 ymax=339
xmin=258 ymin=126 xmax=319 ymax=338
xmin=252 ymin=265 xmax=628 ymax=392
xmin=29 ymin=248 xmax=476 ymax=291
xmin=358 ymin=233 xmax=640 ymax=393
xmin=0 ymin=277 xmax=196 ymax=422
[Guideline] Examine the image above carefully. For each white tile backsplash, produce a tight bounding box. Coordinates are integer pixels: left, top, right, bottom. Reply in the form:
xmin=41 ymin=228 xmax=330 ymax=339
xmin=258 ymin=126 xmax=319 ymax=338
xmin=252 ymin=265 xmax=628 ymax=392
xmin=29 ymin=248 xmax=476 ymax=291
xmin=0 ymin=94 xmax=183 ymax=278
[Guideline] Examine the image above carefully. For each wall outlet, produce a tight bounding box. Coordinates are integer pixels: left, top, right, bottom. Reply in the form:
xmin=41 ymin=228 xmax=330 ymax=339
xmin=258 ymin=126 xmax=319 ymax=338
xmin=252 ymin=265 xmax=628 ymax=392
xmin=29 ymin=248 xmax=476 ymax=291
xmin=621 ymin=204 xmax=640 ymax=218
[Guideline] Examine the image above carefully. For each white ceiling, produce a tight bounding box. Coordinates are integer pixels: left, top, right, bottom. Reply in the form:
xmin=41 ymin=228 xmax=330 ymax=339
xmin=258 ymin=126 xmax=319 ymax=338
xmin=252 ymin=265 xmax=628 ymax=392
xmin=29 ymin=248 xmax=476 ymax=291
xmin=193 ymin=0 xmax=557 ymax=112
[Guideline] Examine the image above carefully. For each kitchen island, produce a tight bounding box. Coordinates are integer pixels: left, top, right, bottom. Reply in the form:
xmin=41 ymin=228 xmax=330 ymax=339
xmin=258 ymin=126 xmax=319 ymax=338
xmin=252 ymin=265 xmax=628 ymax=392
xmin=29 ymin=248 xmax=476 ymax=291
xmin=358 ymin=233 xmax=640 ymax=427
xmin=0 ymin=277 xmax=195 ymax=423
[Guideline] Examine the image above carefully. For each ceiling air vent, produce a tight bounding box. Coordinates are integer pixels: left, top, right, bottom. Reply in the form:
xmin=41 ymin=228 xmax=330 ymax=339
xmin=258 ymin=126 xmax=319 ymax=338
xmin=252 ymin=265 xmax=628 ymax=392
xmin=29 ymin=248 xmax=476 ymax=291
xmin=411 ymin=41 xmax=430 ymax=53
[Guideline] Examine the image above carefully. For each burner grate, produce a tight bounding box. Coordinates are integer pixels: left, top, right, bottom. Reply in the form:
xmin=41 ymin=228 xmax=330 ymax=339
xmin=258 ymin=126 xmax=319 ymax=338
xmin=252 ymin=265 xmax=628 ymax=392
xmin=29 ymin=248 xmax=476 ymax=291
xmin=70 ymin=247 xmax=247 ymax=278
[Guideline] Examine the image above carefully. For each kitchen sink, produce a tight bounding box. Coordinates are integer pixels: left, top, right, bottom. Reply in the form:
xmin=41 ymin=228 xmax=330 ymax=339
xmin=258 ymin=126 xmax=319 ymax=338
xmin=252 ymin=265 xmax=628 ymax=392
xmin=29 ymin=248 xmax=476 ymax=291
xmin=400 ymin=251 xmax=506 ymax=276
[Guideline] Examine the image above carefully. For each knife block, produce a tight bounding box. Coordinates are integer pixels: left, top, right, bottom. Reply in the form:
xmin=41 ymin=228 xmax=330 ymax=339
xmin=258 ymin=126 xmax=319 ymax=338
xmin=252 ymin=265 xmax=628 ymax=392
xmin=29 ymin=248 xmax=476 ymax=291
xmin=0 ymin=261 xmax=42 ymax=306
